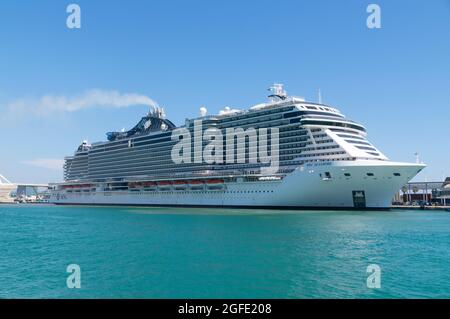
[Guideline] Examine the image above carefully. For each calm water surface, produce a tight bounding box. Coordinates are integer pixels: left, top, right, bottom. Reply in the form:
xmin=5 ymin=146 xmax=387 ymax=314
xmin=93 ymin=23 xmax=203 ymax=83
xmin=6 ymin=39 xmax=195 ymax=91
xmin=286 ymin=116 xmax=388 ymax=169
xmin=1 ymin=204 xmax=449 ymax=298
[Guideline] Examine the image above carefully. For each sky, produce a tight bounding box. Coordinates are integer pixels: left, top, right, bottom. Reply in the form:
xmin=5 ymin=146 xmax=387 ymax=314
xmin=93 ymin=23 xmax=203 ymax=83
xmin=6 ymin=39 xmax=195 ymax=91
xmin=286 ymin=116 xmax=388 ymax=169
xmin=0 ymin=0 xmax=449 ymax=183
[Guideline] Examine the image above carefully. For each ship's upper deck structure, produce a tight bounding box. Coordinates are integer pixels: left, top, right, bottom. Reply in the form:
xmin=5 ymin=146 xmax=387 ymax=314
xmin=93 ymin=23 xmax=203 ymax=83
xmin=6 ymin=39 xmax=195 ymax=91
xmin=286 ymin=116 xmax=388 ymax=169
xmin=64 ymin=84 xmax=387 ymax=182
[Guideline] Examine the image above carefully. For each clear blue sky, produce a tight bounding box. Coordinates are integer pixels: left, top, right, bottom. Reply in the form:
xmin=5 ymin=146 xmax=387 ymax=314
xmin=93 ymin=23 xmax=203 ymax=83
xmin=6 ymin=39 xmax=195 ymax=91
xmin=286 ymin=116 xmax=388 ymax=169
xmin=0 ymin=0 xmax=449 ymax=183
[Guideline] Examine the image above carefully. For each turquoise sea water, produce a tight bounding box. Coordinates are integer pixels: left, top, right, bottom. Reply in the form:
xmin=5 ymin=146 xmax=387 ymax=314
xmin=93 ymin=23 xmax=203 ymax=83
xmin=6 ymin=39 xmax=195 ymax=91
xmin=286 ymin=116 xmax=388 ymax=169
xmin=1 ymin=204 xmax=450 ymax=299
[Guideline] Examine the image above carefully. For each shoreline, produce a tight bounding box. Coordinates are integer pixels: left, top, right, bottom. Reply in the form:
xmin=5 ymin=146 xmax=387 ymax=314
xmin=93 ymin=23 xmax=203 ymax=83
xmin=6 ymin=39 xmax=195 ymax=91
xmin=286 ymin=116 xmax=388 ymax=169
xmin=2 ymin=202 xmax=449 ymax=211
xmin=392 ymin=205 xmax=450 ymax=211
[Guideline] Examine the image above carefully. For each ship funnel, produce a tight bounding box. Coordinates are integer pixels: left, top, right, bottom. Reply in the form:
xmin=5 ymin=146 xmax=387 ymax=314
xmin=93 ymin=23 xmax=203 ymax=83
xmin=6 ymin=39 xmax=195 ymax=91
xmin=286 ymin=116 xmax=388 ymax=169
xmin=148 ymin=105 xmax=166 ymax=119
xmin=149 ymin=104 xmax=157 ymax=115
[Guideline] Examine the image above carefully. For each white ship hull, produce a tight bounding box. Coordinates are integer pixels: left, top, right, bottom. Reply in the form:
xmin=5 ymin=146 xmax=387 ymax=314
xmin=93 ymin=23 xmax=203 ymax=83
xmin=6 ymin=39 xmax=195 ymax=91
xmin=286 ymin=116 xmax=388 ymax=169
xmin=51 ymin=160 xmax=424 ymax=209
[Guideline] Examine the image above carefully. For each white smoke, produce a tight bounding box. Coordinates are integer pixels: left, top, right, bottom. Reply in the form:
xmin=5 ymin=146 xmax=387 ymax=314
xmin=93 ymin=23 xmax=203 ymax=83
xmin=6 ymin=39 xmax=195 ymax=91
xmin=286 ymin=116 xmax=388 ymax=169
xmin=5 ymin=89 xmax=159 ymax=117
xmin=21 ymin=158 xmax=65 ymax=171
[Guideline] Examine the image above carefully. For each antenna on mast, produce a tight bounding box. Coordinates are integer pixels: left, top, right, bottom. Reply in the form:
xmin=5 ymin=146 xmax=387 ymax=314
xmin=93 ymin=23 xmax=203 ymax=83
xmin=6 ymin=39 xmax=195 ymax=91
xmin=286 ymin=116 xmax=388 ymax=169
xmin=318 ymin=89 xmax=322 ymax=104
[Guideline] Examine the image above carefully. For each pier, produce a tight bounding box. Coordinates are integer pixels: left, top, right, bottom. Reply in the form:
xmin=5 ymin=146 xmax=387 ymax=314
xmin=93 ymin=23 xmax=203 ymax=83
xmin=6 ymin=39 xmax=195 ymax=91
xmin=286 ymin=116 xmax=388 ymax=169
xmin=393 ymin=178 xmax=450 ymax=209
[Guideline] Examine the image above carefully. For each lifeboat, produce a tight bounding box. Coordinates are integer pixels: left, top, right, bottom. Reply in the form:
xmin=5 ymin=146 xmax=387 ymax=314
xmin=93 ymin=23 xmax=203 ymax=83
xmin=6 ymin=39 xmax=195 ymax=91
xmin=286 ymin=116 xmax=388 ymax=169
xmin=206 ymin=179 xmax=225 ymax=190
xmin=142 ymin=181 xmax=156 ymax=187
xmin=173 ymin=180 xmax=188 ymax=190
xmin=128 ymin=182 xmax=144 ymax=192
xmin=141 ymin=181 xmax=156 ymax=190
xmin=72 ymin=184 xmax=91 ymax=189
xmin=189 ymin=180 xmax=205 ymax=190
xmin=157 ymin=181 xmax=172 ymax=191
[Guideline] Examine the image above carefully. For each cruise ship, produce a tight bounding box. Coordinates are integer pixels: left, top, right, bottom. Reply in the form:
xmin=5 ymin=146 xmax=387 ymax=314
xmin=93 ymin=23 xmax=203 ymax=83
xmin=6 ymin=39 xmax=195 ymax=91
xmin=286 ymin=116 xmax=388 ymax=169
xmin=50 ymin=84 xmax=425 ymax=209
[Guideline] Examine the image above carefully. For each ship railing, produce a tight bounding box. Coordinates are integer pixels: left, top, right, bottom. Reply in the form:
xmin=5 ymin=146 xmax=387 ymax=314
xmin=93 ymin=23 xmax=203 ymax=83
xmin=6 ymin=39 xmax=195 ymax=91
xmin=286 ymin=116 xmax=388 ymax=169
xmin=122 ymin=166 xmax=299 ymax=181
xmin=57 ymin=165 xmax=303 ymax=185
